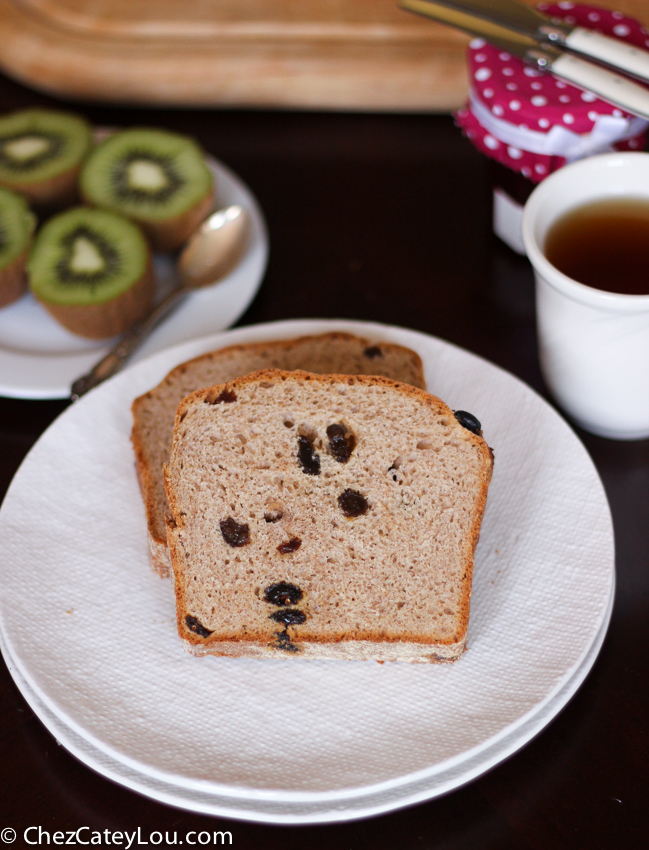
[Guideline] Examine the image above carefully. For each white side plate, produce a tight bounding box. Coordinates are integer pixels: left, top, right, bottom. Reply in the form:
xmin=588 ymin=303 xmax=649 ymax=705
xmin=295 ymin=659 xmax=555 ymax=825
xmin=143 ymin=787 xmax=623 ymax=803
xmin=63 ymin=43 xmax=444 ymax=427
xmin=0 ymin=157 xmax=268 ymax=399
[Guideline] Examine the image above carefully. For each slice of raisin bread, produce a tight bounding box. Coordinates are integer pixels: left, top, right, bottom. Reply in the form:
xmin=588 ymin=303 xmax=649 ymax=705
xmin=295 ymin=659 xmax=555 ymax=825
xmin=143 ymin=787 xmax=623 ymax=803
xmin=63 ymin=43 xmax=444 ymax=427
xmin=164 ymin=370 xmax=492 ymax=663
xmin=131 ymin=333 xmax=426 ymax=577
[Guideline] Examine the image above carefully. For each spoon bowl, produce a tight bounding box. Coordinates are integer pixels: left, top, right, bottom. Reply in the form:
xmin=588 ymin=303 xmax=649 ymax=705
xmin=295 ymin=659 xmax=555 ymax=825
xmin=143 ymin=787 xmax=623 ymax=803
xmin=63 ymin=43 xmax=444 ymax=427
xmin=178 ymin=205 xmax=249 ymax=288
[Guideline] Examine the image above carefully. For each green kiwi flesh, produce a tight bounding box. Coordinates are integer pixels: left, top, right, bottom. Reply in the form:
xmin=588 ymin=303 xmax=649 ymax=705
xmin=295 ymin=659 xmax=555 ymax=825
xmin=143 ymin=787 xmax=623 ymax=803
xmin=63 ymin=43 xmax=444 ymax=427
xmin=0 ymin=186 xmax=37 ymax=307
xmin=0 ymin=109 xmax=92 ymax=189
xmin=80 ymin=128 xmax=213 ymax=224
xmin=28 ymin=207 xmax=150 ymax=306
xmin=0 ymin=187 xmax=36 ymax=271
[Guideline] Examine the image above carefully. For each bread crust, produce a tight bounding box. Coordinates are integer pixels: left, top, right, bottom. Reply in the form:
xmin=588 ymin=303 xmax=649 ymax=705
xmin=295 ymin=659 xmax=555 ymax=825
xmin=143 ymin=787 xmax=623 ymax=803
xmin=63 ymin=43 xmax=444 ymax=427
xmin=131 ymin=333 xmax=427 ymax=576
xmin=181 ymin=637 xmax=465 ymax=662
xmin=165 ymin=369 xmax=493 ymax=662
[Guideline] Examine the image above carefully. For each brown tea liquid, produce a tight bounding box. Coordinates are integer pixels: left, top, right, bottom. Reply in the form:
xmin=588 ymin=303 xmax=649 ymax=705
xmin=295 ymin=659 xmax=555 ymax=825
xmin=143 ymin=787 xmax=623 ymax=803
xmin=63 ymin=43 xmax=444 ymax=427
xmin=544 ymin=198 xmax=649 ymax=295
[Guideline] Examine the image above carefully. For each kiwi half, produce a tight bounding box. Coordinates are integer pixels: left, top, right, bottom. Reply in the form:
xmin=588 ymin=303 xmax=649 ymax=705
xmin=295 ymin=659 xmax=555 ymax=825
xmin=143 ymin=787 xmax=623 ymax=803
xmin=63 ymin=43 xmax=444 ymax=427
xmin=0 ymin=187 xmax=37 ymax=308
xmin=28 ymin=207 xmax=154 ymax=339
xmin=0 ymin=109 xmax=92 ymax=209
xmin=80 ymin=128 xmax=214 ymax=252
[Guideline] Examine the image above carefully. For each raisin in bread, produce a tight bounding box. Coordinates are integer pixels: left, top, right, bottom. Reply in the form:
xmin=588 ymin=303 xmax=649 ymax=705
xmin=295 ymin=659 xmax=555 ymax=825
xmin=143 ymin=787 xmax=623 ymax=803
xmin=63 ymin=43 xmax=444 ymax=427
xmin=131 ymin=333 xmax=426 ymax=576
xmin=164 ymin=369 xmax=492 ymax=663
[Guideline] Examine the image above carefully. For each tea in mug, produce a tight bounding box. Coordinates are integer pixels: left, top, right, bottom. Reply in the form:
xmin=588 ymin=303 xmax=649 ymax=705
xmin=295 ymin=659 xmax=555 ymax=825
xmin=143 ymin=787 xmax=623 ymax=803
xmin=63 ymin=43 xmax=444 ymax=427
xmin=544 ymin=198 xmax=649 ymax=295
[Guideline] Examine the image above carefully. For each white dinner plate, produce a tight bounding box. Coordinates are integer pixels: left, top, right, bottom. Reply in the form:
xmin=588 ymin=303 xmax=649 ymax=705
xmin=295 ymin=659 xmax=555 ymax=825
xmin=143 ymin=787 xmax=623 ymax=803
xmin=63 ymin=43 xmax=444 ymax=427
xmin=0 ymin=157 xmax=268 ymax=399
xmin=0 ymin=319 xmax=615 ymax=822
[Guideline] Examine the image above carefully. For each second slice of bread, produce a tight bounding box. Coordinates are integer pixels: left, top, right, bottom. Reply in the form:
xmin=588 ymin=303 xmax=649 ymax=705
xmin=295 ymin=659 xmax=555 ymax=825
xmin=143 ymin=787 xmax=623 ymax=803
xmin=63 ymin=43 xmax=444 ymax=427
xmin=164 ymin=369 xmax=492 ymax=662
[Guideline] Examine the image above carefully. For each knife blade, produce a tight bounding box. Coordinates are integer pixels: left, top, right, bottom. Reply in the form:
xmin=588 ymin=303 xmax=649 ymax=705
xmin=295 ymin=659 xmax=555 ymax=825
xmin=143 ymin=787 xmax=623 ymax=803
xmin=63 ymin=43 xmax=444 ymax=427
xmin=407 ymin=0 xmax=649 ymax=84
xmin=400 ymin=0 xmax=649 ymax=121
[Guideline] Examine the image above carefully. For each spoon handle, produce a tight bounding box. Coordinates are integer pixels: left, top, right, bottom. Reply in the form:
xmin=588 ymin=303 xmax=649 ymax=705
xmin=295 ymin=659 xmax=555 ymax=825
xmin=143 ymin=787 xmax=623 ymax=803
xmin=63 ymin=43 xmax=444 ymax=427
xmin=70 ymin=287 xmax=187 ymax=400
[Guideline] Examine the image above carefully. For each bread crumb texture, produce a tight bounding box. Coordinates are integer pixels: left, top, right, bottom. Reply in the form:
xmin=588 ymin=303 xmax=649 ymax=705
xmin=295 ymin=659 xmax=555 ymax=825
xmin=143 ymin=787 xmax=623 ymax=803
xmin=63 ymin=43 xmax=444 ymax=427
xmin=165 ymin=370 xmax=492 ymax=662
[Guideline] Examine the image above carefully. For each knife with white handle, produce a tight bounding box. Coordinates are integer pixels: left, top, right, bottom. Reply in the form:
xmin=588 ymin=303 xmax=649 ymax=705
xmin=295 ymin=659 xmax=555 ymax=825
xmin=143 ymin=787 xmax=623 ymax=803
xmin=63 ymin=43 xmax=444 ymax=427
xmin=563 ymin=28 xmax=649 ymax=83
xmin=400 ymin=0 xmax=649 ymax=120
xmin=410 ymin=0 xmax=649 ymax=84
xmin=548 ymin=52 xmax=649 ymax=118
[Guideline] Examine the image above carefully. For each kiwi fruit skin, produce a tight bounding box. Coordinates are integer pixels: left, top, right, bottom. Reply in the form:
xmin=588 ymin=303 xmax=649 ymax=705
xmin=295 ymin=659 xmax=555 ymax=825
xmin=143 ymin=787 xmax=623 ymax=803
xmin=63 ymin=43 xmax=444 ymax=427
xmin=0 ymin=186 xmax=37 ymax=308
xmin=39 ymin=258 xmax=155 ymax=339
xmin=28 ymin=206 xmax=155 ymax=339
xmin=20 ymin=168 xmax=82 ymax=211
xmin=0 ymin=109 xmax=93 ymax=210
xmin=0 ymin=248 xmax=31 ymax=309
xmin=79 ymin=128 xmax=214 ymax=252
xmin=142 ymin=190 xmax=213 ymax=253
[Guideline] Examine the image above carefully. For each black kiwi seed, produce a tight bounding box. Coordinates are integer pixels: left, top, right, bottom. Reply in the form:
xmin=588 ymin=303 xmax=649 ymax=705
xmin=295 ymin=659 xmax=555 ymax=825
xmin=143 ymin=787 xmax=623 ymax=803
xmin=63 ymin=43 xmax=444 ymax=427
xmin=270 ymin=610 xmax=307 ymax=626
xmin=264 ymin=582 xmax=303 ymax=606
xmin=56 ymin=225 xmax=121 ymax=287
xmin=326 ymin=423 xmax=356 ymax=463
xmin=454 ymin=410 xmax=482 ymax=435
xmin=220 ymin=517 xmax=250 ymax=547
xmin=111 ymin=150 xmax=184 ymax=204
xmin=297 ymin=435 xmax=321 ymax=475
xmin=338 ymin=488 xmax=369 ymax=517
xmin=185 ymin=615 xmax=213 ymax=638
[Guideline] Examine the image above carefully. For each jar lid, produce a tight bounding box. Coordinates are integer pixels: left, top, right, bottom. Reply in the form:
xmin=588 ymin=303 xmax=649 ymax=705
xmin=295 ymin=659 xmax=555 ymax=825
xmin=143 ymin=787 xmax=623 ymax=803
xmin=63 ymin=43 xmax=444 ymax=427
xmin=455 ymin=3 xmax=649 ymax=181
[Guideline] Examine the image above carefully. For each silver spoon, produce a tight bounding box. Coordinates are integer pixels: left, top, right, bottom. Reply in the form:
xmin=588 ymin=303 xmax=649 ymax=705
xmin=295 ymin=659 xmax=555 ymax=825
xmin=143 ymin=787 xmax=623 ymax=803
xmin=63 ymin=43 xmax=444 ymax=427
xmin=70 ymin=205 xmax=249 ymax=400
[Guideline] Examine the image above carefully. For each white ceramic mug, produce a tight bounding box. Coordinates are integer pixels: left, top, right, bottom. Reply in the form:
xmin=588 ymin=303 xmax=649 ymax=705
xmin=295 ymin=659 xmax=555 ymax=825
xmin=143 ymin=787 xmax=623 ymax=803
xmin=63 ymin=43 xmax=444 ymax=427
xmin=522 ymin=152 xmax=649 ymax=440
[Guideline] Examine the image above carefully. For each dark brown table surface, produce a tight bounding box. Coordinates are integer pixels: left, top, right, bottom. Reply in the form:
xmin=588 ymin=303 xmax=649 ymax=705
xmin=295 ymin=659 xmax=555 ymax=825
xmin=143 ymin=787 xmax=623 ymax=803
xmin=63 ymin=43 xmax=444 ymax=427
xmin=1 ymin=70 xmax=648 ymax=850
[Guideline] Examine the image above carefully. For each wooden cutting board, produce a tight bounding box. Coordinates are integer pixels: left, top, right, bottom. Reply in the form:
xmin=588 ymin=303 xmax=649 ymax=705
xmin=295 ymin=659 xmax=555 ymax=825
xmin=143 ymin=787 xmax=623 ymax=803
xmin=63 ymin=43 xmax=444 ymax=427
xmin=0 ymin=0 xmax=647 ymax=110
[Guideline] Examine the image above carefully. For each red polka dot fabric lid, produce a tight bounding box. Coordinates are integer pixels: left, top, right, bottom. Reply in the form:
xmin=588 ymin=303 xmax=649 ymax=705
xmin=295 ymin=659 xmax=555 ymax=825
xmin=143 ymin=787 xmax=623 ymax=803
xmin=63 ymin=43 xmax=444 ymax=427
xmin=455 ymin=3 xmax=649 ymax=182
